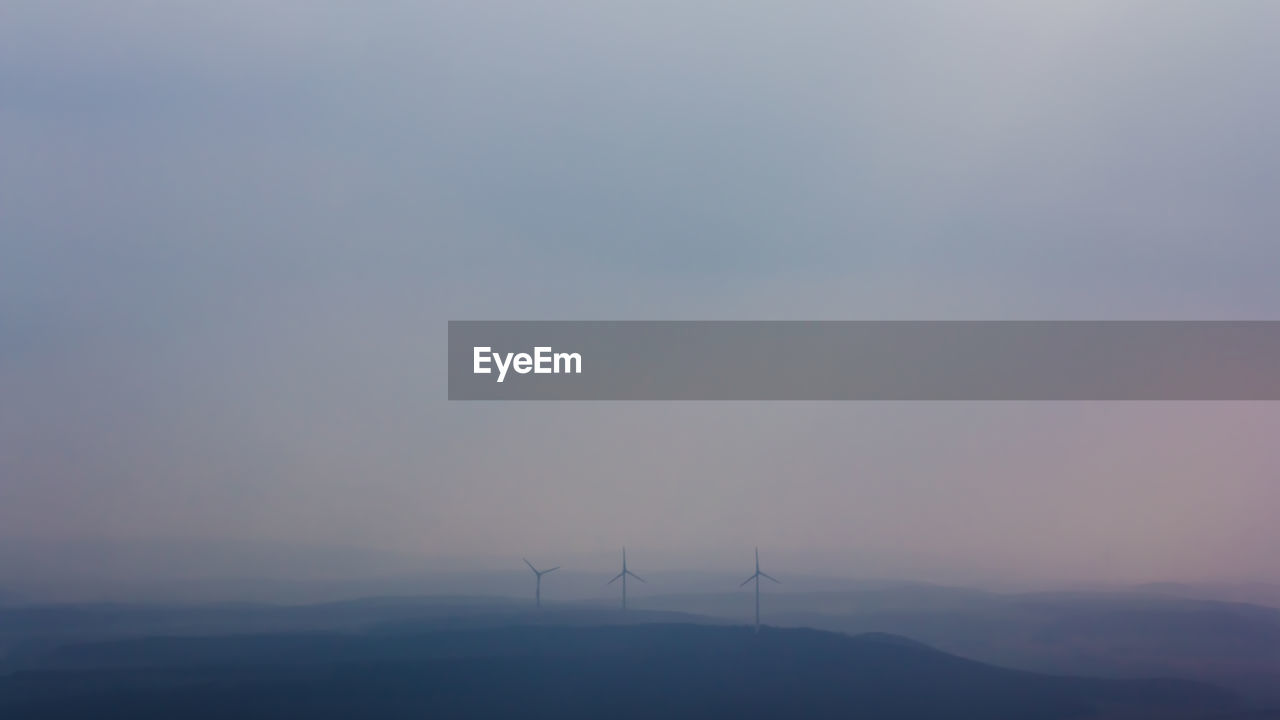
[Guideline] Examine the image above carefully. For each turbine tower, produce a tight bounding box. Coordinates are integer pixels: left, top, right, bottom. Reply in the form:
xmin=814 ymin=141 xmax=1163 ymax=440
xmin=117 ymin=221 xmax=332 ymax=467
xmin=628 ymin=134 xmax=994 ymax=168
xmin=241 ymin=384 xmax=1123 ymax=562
xmin=523 ymin=558 xmax=559 ymax=608
xmin=739 ymin=547 xmax=780 ymax=632
xmin=607 ymin=547 xmax=645 ymax=609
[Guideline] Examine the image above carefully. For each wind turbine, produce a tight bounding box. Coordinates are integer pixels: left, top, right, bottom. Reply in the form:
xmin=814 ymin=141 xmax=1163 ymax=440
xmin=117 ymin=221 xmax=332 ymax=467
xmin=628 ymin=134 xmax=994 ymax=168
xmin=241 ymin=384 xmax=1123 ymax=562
xmin=607 ymin=547 xmax=645 ymax=609
xmin=523 ymin=558 xmax=559 ymax=608
xmin=740 ymin=547 xmax=779 ymax=632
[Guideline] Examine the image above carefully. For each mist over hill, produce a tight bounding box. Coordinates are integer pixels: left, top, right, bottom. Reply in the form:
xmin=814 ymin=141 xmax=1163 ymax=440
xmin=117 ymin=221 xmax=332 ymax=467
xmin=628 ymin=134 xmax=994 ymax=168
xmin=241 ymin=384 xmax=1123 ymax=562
xmin=6 ymin=572 xmax=1280 ymax=708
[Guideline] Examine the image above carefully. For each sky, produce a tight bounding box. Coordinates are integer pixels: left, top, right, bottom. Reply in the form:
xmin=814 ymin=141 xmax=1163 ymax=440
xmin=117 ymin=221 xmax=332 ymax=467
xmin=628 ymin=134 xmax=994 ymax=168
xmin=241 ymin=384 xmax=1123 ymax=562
xmin=3 ymin=1 xmax=1280 ymax=597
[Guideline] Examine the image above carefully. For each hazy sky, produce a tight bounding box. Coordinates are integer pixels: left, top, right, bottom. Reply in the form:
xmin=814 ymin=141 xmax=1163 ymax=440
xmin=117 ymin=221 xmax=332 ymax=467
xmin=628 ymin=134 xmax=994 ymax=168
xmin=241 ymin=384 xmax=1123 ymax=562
xmin=3 ymin=2 xmax=1280 ymax=592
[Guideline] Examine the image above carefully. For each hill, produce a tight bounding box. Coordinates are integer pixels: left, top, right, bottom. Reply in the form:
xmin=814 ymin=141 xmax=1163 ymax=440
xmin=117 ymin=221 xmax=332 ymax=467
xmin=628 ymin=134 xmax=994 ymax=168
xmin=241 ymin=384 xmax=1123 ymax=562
xmin=634 ymin=587 xmax=1280 ymax=705
xmin=0 ymin=624 xmax=1238 ymax=719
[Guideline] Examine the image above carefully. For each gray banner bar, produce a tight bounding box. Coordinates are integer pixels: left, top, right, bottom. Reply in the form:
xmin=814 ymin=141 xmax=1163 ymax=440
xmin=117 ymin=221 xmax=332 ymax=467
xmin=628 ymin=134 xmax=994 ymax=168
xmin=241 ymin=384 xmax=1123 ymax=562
xmin=448 ymin=321 xmax=1280 ymax=400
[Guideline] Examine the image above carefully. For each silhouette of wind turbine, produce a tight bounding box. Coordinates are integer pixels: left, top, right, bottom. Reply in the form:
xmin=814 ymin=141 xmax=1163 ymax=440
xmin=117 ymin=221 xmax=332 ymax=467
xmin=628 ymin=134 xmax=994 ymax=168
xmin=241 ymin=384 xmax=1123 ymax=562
xmin=740 ymin=547 xmax=780 ymax=632
xmin=607 ymin=547 xmax=645 ymax=609
xmin=523 ymin=558 xmax=559 ymax=608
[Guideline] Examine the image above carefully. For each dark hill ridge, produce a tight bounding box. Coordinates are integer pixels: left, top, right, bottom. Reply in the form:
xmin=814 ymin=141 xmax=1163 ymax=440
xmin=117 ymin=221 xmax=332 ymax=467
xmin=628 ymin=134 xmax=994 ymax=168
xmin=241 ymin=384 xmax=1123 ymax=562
xmin=0 ymin=624 xmax=1238 ymax=719
xmin=0 ymin=599 xmax=723 ymax=672
xmin=634 ymin=588 xmax=1280 ymax=705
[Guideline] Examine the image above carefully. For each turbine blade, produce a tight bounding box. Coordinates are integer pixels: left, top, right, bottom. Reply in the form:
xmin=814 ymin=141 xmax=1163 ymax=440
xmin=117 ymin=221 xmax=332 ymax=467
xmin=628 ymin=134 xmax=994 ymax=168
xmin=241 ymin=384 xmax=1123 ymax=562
xmin=626 ymin=571 xmax=646 ymax=583
xmin=739 ymin=574 xmax=757 ymax=587
xmin=544 ymin=566 xmax=560 ymax=574
xmin=760 ymin=572 xmax=780 ymax=584
xmin=608 ymin=571 xmax=625 ymax=585
xmin=523 ymin=558 xmax=537 ymax=573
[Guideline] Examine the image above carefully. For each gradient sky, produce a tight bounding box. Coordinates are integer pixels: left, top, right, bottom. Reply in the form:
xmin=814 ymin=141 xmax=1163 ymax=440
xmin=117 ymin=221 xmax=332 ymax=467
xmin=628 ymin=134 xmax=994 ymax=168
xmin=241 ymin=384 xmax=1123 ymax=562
xmin=3 ymin=2 xmax=1280 ymax=592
